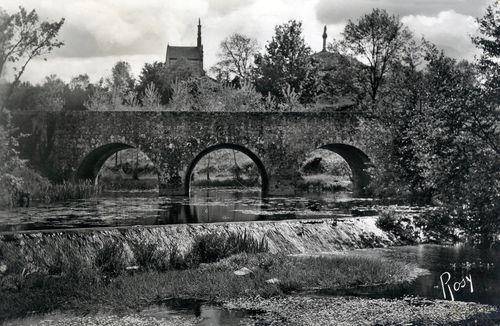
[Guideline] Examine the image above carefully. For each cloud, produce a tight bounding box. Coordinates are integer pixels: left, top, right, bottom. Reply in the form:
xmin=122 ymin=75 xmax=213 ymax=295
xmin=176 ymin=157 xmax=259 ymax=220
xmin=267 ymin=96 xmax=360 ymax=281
xmin=15 ymin=55 xmax=163 ymax=85
xmin=402 ymin=10 xmax=479 ymax=60
xmin=315 ymin=0 xmax=489 ymax=24
xmin=2 ymin=0 xmax=208 ymax=58
xmin=207 ymin=0 xmax=253 ymax=16
xmin=0 ymin=0 xmax=483 ymax=83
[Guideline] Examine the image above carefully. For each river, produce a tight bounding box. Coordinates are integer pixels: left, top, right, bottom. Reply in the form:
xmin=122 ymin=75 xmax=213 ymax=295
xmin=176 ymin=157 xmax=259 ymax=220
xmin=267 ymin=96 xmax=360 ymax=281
xmin=0 ymin=188 xmax=376 ymax=232
xmin=0 ymin=189 xmax=498 ymax=325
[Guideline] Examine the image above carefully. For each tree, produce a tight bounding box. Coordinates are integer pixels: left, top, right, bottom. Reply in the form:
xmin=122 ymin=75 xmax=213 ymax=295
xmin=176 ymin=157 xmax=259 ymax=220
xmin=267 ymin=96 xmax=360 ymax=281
xmin=88 ymin=61 xmax=138 ymax=110
xmin=109 ymin=61 xmax=134 ymax=91
xmin=0 ymin=108 xmax=49 ymax=207
xmin=472 ymin=1 xmax=500 ymax=104
xmin=141 ymin=82 xmax=161 ymax=108
xmin=3 ymin=81 xmax=38 ymax=110
xmin=136 ymin=62 xmax=171 ymax=105
xmin=64 ymin=74 xmax=91 ymax=111
xmin=340 ymin=9 xmax=413 ymax=108
xmin=69 ymin=73 xmax=90 ymax=90
xmin=210 ymin=33 xmax=259 ymax=83
xmin=0 ymin=6 xmax=64 ymax=101
xmin=411 ymin=47 xmax=499 ymax=245
xmin=35 ymin=74 xmax=65 ymax=111
xmin=253 ymin=20 xmax=314 ymax=103
xmin=84 ymin=78 xmax=111 ymax=110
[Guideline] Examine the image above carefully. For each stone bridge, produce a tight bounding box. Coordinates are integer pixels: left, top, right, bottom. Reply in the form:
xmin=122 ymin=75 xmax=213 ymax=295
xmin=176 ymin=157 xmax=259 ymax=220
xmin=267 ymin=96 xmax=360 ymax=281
xmin=12 ymin=111 xmax=374 ymax=196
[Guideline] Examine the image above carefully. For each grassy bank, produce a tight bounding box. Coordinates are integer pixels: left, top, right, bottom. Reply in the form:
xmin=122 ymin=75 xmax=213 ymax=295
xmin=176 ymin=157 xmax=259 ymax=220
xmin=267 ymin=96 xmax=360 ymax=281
xmin=298 ymin=174 xmax=352 ymax=192
xmin=0 ymin=232 xmax=419 ymax=320
xmin=191 ymin=177 xmax=259 ymax=188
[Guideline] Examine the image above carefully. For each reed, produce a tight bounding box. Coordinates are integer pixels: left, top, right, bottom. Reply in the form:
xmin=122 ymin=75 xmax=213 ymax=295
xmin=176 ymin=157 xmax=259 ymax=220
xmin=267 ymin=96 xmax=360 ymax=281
xmin=36 ymin=180 xmax=102 ymax=203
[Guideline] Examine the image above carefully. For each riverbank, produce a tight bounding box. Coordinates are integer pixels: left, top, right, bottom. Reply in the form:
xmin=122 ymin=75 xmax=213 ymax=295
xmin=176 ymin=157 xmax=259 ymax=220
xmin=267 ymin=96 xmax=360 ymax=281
xmin=2 ymin=249 xmax=498 ymax=325
xmin=0 ymin=251 xmax=422 ymax=319
xmin=226 ymin=295 xmax=498 ymax=325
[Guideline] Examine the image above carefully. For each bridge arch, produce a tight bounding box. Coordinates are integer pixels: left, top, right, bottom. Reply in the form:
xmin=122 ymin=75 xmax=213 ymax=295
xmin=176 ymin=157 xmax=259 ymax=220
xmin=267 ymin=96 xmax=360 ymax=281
xmin=76 ymin=143 xmax=158 ymax=186
xmin=316 ymin=143 xmax=371 ymax=195
xmin=184 ymin=143 xmax=269 ymax=196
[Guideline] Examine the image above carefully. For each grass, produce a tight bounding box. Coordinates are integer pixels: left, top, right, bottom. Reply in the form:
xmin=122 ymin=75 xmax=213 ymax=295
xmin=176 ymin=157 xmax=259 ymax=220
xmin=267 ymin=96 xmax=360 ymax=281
xmin=0 ymin=232 xmax=417 ymax=320
xmin=99 ymin=177 xmax=158 ymax=191
xmin=36 ymin=180 xmax=102 ymax=203
xmin=191 ymin=177 xmax=259 ymax=188
xmin=298 ymin=174 xmax=352 ymax=192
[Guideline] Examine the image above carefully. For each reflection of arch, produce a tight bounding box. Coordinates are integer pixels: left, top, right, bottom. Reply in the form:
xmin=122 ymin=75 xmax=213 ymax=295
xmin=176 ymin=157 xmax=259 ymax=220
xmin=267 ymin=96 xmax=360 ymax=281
xmin=77 ymin=143 xmax=156 ymax=183
xmin=319 ymin=144 xmax=371 ymax=195
xmin=185 ymin=143 xmax=269 ymax=196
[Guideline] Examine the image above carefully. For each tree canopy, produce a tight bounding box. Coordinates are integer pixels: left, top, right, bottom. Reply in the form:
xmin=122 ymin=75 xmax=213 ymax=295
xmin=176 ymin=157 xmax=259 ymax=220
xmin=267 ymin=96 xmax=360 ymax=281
xmin=253 ymin=20 xmax=314 ymax=103
xmin=0 ymin=6 xmax=64 ymax=102
xmin=211 ymin=33 xmax=259 ymax=83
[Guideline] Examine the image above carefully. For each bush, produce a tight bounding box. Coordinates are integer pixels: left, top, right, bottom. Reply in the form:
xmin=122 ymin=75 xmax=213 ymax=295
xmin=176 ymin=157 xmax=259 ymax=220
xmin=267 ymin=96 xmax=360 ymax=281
xmin=95 ymin=241 xmax=126 ymax=279
xmin=376 ymin=209 xmax=419 ymax=243
xmin=169 ymin=244 xmax=189 ymax=270
xmin=186 ymin=231 xmax=268 ymax=267
xmin=376 ymin=209 xmax=398 ymax=231
xmin=414 ymin=208 xmax=458 ymax=243
xmin=130 ymin=241 xmax=169 ymax=271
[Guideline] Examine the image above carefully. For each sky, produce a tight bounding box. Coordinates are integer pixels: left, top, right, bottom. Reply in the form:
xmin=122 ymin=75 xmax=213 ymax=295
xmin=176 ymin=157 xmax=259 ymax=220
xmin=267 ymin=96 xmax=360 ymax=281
xmin=1 ymin=0 xmax=491 ymax=84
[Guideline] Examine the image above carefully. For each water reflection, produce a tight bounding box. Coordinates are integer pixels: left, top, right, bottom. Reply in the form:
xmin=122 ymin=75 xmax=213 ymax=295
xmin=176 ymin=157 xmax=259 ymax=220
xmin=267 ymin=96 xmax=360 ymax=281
xmin=318 ymin=245 xmax=500 ymax=307
xmin=140 ymin=298 xmax=262 ymax=326
xmin=0 ymin=189 xmax=374 ymax=232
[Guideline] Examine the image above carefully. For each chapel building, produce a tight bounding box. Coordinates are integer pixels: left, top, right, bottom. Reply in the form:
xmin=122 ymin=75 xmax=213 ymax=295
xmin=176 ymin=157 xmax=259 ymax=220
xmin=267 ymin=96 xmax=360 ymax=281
xmin=165 ymin=19 xmax=204 ymax=70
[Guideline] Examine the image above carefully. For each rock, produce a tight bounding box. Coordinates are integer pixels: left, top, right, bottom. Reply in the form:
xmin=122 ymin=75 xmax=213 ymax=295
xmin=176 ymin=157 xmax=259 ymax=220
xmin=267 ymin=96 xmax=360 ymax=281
xmin=125 ymin=265 xmax=139 ymax=271
xmin=265 ymin=278 xmax=280 ymax=284
xmin=234 ymin=267 xmax=252 ymax=276
xmin=0 ymin=262 xmax=7 ymax=274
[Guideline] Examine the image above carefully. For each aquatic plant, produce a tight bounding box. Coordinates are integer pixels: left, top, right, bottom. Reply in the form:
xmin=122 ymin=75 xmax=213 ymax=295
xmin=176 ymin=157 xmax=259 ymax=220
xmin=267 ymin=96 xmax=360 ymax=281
xmin=36 ymin=180 xmax=102 ymax=203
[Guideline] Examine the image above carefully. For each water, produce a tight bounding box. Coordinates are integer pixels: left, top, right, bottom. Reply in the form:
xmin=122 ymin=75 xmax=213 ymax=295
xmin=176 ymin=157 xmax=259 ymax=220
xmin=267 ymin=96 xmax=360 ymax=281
xmin=318 ymin=245 xmax=500 ymax=307
xmin=1 ymin=299 xmax=261 ymax=326
xmin=0 ymin=188 xmax=376 ymax=232
xmin=139 ymin=298 xmax=262 ymax=325
xmin=1 ymin=190 xmax=498 ymax=324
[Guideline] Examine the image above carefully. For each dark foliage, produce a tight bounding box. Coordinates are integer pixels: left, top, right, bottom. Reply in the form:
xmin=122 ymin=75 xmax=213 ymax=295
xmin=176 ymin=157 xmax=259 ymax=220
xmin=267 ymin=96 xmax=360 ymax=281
xmin=95 ymin=241 xmax=126 ymax=279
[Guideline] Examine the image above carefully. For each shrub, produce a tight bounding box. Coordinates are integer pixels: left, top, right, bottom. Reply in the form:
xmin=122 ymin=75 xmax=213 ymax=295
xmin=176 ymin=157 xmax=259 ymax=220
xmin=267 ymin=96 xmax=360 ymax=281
xmin=169 ymin=244 xmax=188 ymax=270
xmin=376 ymin=209 xmax=419 ymax=243
xmin=376 ymin=209 xmax=398 ymax=231
xmin=95 ymin=241 xmax=126 ymax=279
xmin=186 ymin=231 xmax=268 ymax=267
xmin=414 ymin=208 xmax=458 ymax=243
xmin=130 ymin=241 xmax=169 ymax=271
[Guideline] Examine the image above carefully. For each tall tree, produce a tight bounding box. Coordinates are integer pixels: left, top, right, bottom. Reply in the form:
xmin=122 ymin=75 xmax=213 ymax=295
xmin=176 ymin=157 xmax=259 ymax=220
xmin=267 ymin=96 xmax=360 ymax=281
xmin=109 ymin=61 xmax=134 ymax=93
xmin=107 ymin=61 xmax=135 ymax=108
xmin=69 ymin=74 xmax=90 ymax=90
xmin=210 ymin=33 xmax=259 ymax=83
xmin=341 ymin=9 xmax=413 ymax=109
xmin=0 ymin=6 xmax=64 ymax=101
xmin=64 ymin=74 xmax=91 ymax=111
xmin=35 ymin=74 xmax=65 ymax=111
xmin=413 ymin=47 xmax=499 ymax=245
xmin=253 ymin=20 xmax=314 ymax=102
xmin=136 ymin=62 xmax=172 ymax=105
xmin=472 ymin=1 xmax=500 ymax=103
